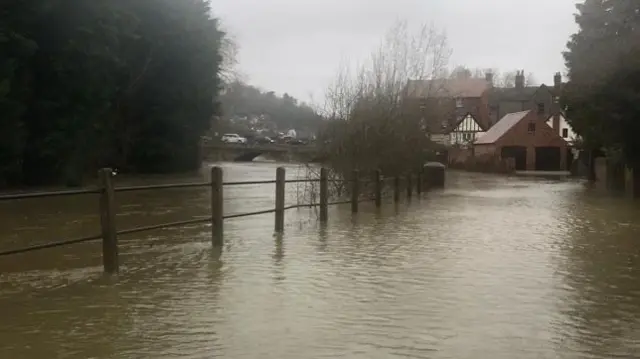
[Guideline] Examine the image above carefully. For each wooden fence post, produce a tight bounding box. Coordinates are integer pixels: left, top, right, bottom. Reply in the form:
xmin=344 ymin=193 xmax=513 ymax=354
xmin=374 ymin=169 xmax=382 ymax=207
xmin=211 ymin=166 xmax=224 ymax=247
xmin=275 ymin=167 xmax=285 ymax=232
xmin=319 ymin=167 xmax=328 ymax=222
xmin=351 ymin=169 xmax=359 ymax=213
xmin=99 ymin=168 xmax=118 ymax=274
xmin=406 ymin=173 xmax=413 ymax=198
xmin=394 ymin=176 xmax=400 ymax=202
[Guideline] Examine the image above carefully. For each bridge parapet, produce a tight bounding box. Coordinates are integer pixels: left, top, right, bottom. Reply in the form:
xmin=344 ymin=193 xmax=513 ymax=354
xmin=203 ymin=142 xmax=319 ymax=162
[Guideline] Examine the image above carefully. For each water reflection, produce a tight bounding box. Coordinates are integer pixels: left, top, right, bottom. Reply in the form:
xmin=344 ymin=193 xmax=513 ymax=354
xmin=554 ymin=194 xmax=640 ymax=357
xmin=2 ymin=166 xmax=640 ymax=358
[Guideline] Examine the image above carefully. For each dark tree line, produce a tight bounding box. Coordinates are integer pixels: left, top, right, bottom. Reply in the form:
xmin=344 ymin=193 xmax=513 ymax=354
xmin=563 ymin=0 xmax=640 ymax=168
xmin=0 ymin=0 xmax=223 ymax=188
xmin=219 ymin=81 xmax=322 ymax=132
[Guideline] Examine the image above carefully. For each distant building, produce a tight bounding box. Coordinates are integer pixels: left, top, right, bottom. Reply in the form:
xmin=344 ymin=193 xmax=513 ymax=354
xmin=404 ymin=70 xmax=578 ymax=170
xmin=405 ymin=75 xmax=492 ymax=134
xmin=546 ymin=113 xmax=578 ymax=144
xmin=474 ymin=110 xmax=569 ymax=171
xmin=487 ymin=71 xmax=564 ymax=128
xmin=449 ymin=113 xmax=486 ymax=147
xmin=447 ymin=113 xmax=487 ymax=164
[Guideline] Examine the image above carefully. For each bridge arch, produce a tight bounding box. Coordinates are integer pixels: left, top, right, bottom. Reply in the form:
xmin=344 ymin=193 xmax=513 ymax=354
xmin=233 ymin=151 xmax=265 ymax=162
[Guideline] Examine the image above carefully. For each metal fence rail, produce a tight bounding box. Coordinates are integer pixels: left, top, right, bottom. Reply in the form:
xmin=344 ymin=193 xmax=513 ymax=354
xmin=0 ymin=166 xmax=444 ymax=273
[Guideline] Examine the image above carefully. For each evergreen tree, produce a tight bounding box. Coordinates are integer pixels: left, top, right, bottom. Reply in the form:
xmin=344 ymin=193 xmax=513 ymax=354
xmin=563 ymin=0 xmax=640 ymax=165
xmin=0 ymin=0 xmax=224 ymax=187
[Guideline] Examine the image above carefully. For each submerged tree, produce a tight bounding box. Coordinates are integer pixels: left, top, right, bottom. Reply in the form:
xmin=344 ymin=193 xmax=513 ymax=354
xmin=317 ymin=21 xmax=451 ymax=180
xmin=563 ymin=0 xmax=640 ymax=167
xmin=0 ymin=0 xmax=225 ymax=187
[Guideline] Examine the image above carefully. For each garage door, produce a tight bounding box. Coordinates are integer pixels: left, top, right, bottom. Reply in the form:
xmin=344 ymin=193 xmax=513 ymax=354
xmin=535 ymin=147 xmax=561 ymax=171
xmin=501 ymin=146 xmax=527 ymax=171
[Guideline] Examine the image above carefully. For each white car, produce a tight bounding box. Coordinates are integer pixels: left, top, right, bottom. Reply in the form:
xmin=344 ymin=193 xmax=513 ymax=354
xmin=221 ymin=133 xmax=247 ymax=144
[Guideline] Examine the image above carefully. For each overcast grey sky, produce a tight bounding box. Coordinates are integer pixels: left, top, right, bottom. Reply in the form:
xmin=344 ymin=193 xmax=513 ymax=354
xmin=210 ymin=0 xmax=579 ymax=102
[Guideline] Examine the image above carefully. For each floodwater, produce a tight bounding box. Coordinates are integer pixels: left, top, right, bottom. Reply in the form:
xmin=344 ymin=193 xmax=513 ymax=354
xmin=2 ymin=163 xmax=640 ymax=359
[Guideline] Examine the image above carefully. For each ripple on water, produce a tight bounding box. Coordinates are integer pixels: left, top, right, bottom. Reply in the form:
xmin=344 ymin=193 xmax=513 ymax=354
xmin=2 ymin=169 xmax=640 ymax=358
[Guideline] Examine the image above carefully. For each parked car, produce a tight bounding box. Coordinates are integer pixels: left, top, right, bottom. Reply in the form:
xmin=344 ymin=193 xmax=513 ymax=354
xmin=255 ymin=136 xmax=275 ymax=144
xmin=221 ymin=133 xmax=247 ymax=144
xmin=278 ymin=135 xmax=294 ymax=144
xmin=288 ymin=138 xmax=306 ymax=145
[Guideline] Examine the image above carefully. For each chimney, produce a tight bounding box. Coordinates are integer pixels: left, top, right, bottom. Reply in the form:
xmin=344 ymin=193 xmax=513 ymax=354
xmin=485 ymin=71 xmax=494 ymax=87
xmin=554 ymin=72 xmax=562 ymax=90
xmin=552 ymin=72 xmax=562 ymax=117
xmin=515 ymin=70 xmax=525 ymax=89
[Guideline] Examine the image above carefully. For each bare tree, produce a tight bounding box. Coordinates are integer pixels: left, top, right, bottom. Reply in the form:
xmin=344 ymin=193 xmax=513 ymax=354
xmin=313 ymin=20 xmax=451 ymax=188
xmin=525 ymin=72 xmax=538 ymax=86
xmin=439 ymin=66 xmax=539 ymax=88
xmin=218 ymin=26 xmax=242 ymax=84
xmin=448 ymin=66 xmax=487 ymax=79
xmin=491 ymin=69 xmax=537 ymax=88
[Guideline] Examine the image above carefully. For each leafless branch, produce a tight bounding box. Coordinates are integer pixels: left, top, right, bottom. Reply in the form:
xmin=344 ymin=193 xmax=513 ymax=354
xmin=314 ymin=20 xmax=451 ymax=183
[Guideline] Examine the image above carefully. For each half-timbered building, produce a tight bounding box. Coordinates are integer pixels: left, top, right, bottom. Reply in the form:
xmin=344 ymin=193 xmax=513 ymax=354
xmin=449 ymin=113 xmax=486 ymax=147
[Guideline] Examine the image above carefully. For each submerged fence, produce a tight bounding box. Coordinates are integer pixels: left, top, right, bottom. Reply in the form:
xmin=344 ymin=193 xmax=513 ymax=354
xmin=0 ymin=165 xmax=445 ymax=274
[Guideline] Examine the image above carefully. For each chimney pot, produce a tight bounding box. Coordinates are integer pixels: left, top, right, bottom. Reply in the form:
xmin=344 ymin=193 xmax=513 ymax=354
xmin=485 ymin=71 xmax=493 ymax=86
xmin=515 ymin=70 xmax=525 ymax=89
xmin=554 ymin=72 xmax=562 ymax=89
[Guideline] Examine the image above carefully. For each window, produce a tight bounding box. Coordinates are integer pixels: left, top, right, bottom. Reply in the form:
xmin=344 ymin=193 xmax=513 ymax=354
xmin=463 ymin=133 xmax=472 ymax=142
xmin=537 ymin=103 xmax=545 ymax=114
xmin=562 ymin=128 xmax=568 ymax=138
xmin=455 ymin=98 xmax=463 ymax=108
xmin=528 ymin=123 xmax=536 ymax=133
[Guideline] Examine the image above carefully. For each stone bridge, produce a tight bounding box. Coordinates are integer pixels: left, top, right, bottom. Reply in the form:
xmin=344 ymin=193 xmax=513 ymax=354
xmin=202 ymin=143 xmax=322 ymax=162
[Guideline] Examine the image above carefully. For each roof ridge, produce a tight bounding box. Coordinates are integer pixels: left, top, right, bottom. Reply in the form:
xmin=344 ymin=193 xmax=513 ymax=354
xmin=475 ymin=110 xmax=530 ymax=145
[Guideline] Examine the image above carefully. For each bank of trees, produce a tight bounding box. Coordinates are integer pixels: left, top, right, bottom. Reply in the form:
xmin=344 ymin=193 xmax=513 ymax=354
xmin=218 ymin=81 xmax=322 ymax=132
xmin=563 ymin=0 xmax=640 ymax=168
xmin=0 ymin=1 xmax=224 ymax=187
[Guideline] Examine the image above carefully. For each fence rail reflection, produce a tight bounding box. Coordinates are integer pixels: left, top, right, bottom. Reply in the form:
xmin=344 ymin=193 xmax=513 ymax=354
xmin=0 ymin=165 xmax=445 ymax=274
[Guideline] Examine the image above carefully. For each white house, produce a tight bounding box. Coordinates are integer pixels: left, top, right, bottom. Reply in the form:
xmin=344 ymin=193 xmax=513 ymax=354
xmin=449 ymin=113 xmax=486 ymax=147
xmin=546 ymin=113 xmax=577 ymax=144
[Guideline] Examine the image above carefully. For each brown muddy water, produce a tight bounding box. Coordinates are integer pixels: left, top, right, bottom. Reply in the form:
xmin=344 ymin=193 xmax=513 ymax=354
xmin=1 ymin=163 xmax=640 ymax=358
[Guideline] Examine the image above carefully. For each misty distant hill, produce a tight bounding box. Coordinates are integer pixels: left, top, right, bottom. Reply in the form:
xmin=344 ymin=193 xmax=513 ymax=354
xmin=219 ymin=81 xmax=322 ymax=132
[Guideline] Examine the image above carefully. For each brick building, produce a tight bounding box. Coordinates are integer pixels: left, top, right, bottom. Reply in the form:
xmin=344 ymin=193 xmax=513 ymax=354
xmin=474 ymin=110 xmax=568 ymax=171
xmin=403 ymin=71 xmax=575 ymax=169
xmin=487 ymin=71 xmax=563 ymax=128
xmin=405 ymin=74 xmax=492 ymax=136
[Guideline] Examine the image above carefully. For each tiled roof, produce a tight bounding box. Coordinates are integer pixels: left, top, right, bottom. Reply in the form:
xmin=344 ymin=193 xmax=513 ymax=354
xmin=475 ymin=110 xmax=530 ymax=144
xmin=487 ymin=86 xmax=540 ymax=103
xmin=406 ymin=77 xmax=490 ymax=98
